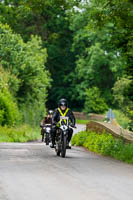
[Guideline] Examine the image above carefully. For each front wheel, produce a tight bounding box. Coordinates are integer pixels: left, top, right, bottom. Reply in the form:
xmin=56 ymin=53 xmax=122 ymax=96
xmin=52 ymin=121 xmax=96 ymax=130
xmin=45 ymin=133 xmax=50 ymax=145
xmin=61 ymin=135 xmax=67 ymax=158
xmin=55 ymin=142 xmax=61 ymax=156
xmin=42 ymin=134 xmax=44 ymax=142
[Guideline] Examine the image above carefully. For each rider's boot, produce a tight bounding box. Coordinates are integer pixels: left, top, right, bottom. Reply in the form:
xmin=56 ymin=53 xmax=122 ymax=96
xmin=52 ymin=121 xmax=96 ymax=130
xmin=66 ymin=141 xmax=71 ymax=149
xmin=50 ymin=138 xmax=55 ymax=148
xmin=50 ymin=143 xmax=55 ymax=148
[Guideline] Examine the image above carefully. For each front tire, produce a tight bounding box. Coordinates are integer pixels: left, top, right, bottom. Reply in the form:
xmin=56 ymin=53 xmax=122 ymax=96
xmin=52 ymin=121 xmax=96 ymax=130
xmin=55 ymin=143 xmax=61 ymax=156
xmin=46 ymin=133 xmax=49 ymax=145
xmin=61 ymin=135 xmax=67 ymax=158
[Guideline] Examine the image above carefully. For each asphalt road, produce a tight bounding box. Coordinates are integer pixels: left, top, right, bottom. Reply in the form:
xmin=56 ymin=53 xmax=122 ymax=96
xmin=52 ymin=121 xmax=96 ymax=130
xmin=0 ymin=124 xmax=133 ymax=200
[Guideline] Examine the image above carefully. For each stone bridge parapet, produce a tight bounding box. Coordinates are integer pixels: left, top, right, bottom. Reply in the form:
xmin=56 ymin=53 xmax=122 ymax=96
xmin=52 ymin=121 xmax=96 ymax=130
xmin=86 ymin=121 xmax=133 ymax=144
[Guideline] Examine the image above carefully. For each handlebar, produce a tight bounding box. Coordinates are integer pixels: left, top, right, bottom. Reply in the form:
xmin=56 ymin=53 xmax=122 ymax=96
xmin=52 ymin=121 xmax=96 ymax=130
xmin=70 ymin=124 xmax=77 ymax=128
xmin=52 ymin=121 xmax=76 ymax=128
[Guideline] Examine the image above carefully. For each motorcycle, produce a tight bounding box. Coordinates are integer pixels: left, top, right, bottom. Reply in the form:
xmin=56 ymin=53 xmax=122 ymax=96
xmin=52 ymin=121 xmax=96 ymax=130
xmin=42 ymin=124 xmax=52 ymax=145
xmin=55 ymin=116 xmax=76 ymax=158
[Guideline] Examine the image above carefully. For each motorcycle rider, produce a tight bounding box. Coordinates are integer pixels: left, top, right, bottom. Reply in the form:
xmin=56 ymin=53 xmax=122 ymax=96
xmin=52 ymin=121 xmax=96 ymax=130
xmin=51 ymin=99 xmax=76 ymax=148
xmin=40 ymin=110 xmax=53 ymax=142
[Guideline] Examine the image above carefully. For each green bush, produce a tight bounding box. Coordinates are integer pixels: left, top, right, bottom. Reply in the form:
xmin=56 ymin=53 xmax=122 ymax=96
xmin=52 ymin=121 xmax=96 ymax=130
xmin=20 ymin=102 xmax=46 ymax=126
xmin=72 ymin=131 xmax=88 ymax=146
xmin=0 ymin=23 xmax=51 ymax=125
xmin=0 ymin=90 xmax=20 ymax=126
xmin=84 ymin=87 xmax=108 ymax=114
xmin=0 ymin=125 xmax=41 ymax=142
xmin=76 ymin=119 xmax=89 ymax=124
xmin=113 ymin=110 xmax=130 ymax=129
xmin=72 ymin=131 xmax=133 ymax=163
xmin=126 ymin=109 xmax=133 ymax=131
xmin=112 ymin=77 xmax=132 ymax=112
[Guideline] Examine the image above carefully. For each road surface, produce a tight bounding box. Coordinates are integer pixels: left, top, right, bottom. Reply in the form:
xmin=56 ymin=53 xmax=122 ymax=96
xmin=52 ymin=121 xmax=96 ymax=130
xmin=0 ymin=124 xmax=133 ymax=200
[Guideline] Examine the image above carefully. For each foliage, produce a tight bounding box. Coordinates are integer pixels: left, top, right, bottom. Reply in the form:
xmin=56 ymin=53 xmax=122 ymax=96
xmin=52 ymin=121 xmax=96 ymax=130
xmin=112 ymin=77 xmax=133 ymax=130
xmin=76 ymin=119 xmax=89 ymax=124
xmin=20 ymin=102 xmax=46 ymax=126
xmin=84 ymin=0 xmax=133 ymax=108
xmin=0 ymin=0 xmax=80 ymax=41
xmin=72 ymin=131 xmax=88 ymax=146
xmin=0 ymin=23 xmax=51 ymax=125
xmin=0 ymin=125 xmax=41 ymax=142
xmin=0 ymin=90 xmax=20 ymax=126
xmin=112 ymin=77 xmax=132 ymax=111
xmin=0 ymin=65 xmax=20 ymax=126
xmin=0 ymin=0 xmax=80 ymax=109
xmin=127 ymin=109 xmax=133 ymax=132
xmin=0 ymin=0 xmax=133 ymax=129
xmin=86 ymin=0 xmax=133 ymax=63
xmin=0 ymin=23 xmax=50 ymax=103
xmin=84 ymin=87 xmax=108 ymax=114
xmin=72 ymin=131 xmax=133 ymax=163
xmin=113 ymin=110 xmax=130 ymax=129
xmin=1 ymin=0 xmax=133 ymax=112
xmin=69 ymin=4 xmax=127 ymax=108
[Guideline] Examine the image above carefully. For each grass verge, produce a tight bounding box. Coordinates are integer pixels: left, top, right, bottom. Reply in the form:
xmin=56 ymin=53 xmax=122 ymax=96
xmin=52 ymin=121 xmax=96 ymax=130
xmin=0 ymin=125 xmax=41 ymax=142
xmin=76 ymin=119 xmax=89 ymax=124
xmin=72 ymin=131 xmax=133 ymax=164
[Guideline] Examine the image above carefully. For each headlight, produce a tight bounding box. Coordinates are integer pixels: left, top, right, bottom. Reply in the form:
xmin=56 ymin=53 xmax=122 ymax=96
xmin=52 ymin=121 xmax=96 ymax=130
xmin=61 ymin=125 xmax=67 ymax=131
xmin=46 ymin=127 xmax=51 ymax=132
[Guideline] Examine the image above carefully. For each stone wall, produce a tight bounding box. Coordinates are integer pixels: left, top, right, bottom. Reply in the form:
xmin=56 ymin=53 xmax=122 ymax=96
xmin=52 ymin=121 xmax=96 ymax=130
xmin=86 ymin=121 xmax=133 ymax=144
xmin=89 ymin=113 xmax=105 ymax=121
xmin=73 ymin=112 xmax=89 ymax=120
xmin=73 ymin=112 xmax=105 ymax=121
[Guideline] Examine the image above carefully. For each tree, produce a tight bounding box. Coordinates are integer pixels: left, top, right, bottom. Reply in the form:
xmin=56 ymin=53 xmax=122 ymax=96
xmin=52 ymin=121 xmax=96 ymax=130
xmin=0 ymin=23 xmax=51 ymax=124
xmin=0 ymin=65 xmax=20 ymax=126
xmin=0 ymin=0 xmax=80 ymax=109
xmin=84 ymin=87 xmax=108 ymax=114
xmin=112 ymin=77 xmax=132 ymax=112
xmin=69 ymin=4 xmax=126 ymax=108
xmin=85 ymin=0 xmax=133 ymax=110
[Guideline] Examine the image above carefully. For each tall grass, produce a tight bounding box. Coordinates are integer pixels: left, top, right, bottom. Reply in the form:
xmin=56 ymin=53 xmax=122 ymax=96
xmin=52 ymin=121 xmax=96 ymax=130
xmin=0 ymin=125 xmax=41 ymax=142
xmin=76 ymin=119 xmax=89 ymax=124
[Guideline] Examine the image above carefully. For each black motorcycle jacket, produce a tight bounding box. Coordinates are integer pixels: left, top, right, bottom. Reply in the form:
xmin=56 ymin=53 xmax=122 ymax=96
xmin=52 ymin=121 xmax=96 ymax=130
xmin=52 ymin=108 xmax=76 ymax=126
xmin=40 ymin=117 xmax=52 ymax=128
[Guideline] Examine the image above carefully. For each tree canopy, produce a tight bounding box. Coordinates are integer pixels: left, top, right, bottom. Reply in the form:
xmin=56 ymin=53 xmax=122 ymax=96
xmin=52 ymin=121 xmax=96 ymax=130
xmin=0 ymin=0 xmax=132 ymax=125
xmin=0 ymin=23 xmax=51 ymax=125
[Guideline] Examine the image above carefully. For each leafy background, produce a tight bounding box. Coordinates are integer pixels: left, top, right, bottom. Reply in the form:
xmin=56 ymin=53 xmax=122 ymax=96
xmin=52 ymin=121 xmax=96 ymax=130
xmin=0 ymin=0 xmax=133 ymax=140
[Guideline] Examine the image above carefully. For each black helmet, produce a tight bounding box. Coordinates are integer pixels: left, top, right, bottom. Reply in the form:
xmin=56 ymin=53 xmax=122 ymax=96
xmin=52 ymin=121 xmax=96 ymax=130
xmin=48 ymin=110 xmax=54 ymax=115
xmin=58 ymin=99 xmax=68 ymax=107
